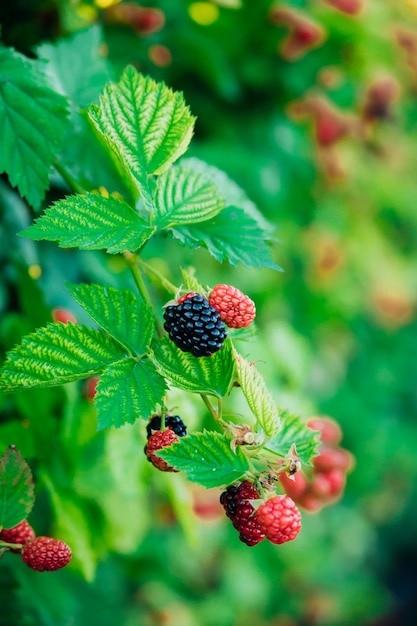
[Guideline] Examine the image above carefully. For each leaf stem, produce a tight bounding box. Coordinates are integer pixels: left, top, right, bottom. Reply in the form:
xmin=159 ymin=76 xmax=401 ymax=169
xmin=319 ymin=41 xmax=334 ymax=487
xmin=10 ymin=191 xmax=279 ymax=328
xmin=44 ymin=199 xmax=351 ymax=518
xmin=124 ymin=252 xmax=165 ymax=338
xmin=54 ymin=161 xmax=87 ymax=195
xmin=137 ymin=258 xmax=178 ymax=294
xmin=201 ymin=394 xmax=223 ymax=424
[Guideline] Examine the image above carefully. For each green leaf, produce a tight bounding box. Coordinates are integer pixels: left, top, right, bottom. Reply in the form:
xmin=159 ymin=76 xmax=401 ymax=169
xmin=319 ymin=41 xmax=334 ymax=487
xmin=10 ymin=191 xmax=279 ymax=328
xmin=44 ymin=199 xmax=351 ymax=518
xmin=66 ymin=282 xmax=154 ymax=355
xmin=265 ymin=410 xmax=321 ymax=467
xmin=0 ymin=45 xmax=69 ymax=209
xmin=180 ymin=267 xmax=207 ymax=295
xmin=21 ymin=192 xmax=155 ymax=253
xmin=154 ymin=166 xmax=224 ymax=229
xmin=94 ymin=359 xmax=167 ymax=429
xmin=157 ymin=431 xmax=250 ymax=488
xmin=88 ymin=67 xmax=196 ymax=196
xmin=180 ymin=157 xmax=273 ymax=231
xmin=36 ymin=25 xmax=111 ymax=109
xmin=172 ymin=206 xmax=281 ymax=270
xmin=0 ymin=446 xmax=35 ymax=530
xmin=235 ymin=353 xmax=281 ymax=437
xmin=0 ymin=323 xmax=127 ymax=391
xmin=150 ymin=338 xmax=235 ymax=398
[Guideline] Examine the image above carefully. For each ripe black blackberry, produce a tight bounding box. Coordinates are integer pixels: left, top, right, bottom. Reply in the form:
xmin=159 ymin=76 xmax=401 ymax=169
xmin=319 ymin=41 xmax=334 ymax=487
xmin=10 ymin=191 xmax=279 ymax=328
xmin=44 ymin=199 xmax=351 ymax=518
xmin=163 ymin=294 xmax=227 ymax=357
xmin=220 ymin=481 xmax=265 ymax=546
xmin=146 ymin=414 xmax=187 ymax=439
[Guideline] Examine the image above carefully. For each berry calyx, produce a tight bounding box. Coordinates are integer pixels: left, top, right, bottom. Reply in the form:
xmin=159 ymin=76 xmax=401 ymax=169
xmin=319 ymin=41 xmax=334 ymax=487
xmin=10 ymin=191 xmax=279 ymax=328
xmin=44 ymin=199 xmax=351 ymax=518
xmin=220 ymin=481 xmax=265 ymax=546
xmin=21 ymin=536 xmax=72 ymax=572
xmin=146 ymin=414 xmax=187 ymax=439
xmin=256 ymin=495 xmax=302 ymax=545
xmin=0 ymin=520 xmax=35 ymax=551
xmin=209 ymin=284 xmax=256 ymax=329
xmin=145 ymin=429 xmax=179 ymax=472
xmin=163 ymin=294 xmax=227 ymax=357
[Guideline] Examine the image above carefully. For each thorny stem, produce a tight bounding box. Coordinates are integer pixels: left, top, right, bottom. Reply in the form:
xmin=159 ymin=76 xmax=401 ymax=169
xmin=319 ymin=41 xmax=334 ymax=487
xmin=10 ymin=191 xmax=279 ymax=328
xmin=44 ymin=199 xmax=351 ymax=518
xmin=124 ymin=251 xmax=165 ymax=338
xmin=137 ymin=258 xmax=178 ymax=295
xmin=201 ymin=394 xmax=223 ymax=424
xmin=54 ymin=161 xmax=86 ymax=195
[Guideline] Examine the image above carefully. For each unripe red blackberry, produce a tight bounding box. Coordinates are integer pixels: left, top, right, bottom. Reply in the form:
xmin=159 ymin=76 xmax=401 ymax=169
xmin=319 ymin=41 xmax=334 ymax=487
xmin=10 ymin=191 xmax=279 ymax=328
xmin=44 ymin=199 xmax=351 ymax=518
xmin=256 ymin=495 xmax=302 ymax=545
xmin=209 ymin=284 xmax=256 ymax=329
xmin=145 ymin=429 xmax=179 ymax=472
xmin=220 ymin=481 xmax=265 ymax=546
xmin=163 ymin=294 xmax=227 ymax=357
xmin=21 ymin=536 xmax=72 ymax=572
xmin=0 ymin=520 xmax=35 ymax=552
xmin=307 ymin=416 xmax=342 ymax=446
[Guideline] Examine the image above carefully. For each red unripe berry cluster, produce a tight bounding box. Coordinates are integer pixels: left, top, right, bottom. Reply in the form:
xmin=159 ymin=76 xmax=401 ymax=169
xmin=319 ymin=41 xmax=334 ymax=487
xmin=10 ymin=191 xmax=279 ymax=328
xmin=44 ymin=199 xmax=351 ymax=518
xmin=269 ymin=5 xmax=326 ymax=61
xmin=209 ymin=284 xmax=256 ymax=329
xmin=0 ymin=520 xmax=71 ymax=571
xmin=145 ymin=429 xmax=180 ymax=472
xmin=0 ymin=519 xmax=35 ymax=553
xmin=280 ymin=416 xmax=354 ymax=512
xmin=220 ymin=482 xmax=302 ymax=546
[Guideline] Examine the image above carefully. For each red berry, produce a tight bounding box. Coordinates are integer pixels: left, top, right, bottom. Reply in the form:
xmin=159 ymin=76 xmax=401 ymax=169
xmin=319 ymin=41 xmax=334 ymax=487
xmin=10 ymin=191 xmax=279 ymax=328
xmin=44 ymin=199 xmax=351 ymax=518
xmin=52 ymin=308 xmax=77 ymax=324
xmin=209 ymin=284 xmax=256 ymax=329
xmin=256 ymin=496 xmax=302 ymax=545
xmin=297 ymin=491 xmax=324 ymax=512
xmin=312 ymin=447 xmax=353 ymax=472
xmin=145 ymin=429 xmax=179 ymax=472
xmin=84 ymin=375 xmax=99 ymax=401
xmin=177 ymin=292 xmax=199 ymax=304
xmin=21 ymin=536 xmax=71 ymax=572
xmin=0 ymin=520 xmax=35 ymax=552
xmin=279 ymin=470 xmax=308 ymax=500
xmin=220 ymin=481 xmax=265 ymax=546
xmin=307 ymin=416 xmax=342 ymax=446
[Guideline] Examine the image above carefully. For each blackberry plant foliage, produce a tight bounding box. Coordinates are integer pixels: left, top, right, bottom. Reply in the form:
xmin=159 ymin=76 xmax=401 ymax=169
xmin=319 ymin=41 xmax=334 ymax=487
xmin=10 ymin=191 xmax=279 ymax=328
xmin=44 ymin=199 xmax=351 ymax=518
xmin=0 ymin=40 xmax=322 ymax=556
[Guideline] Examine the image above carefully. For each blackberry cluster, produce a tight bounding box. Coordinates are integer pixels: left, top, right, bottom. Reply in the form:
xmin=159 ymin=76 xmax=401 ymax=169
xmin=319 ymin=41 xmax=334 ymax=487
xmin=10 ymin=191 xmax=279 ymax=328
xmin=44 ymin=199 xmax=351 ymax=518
xmin=220 ymin=481 xmax=265 ymax=546
xmin=163 ymin=294 xmax=227 ymax=357
xmin=146 ymin=414 xmax=187 ymax=439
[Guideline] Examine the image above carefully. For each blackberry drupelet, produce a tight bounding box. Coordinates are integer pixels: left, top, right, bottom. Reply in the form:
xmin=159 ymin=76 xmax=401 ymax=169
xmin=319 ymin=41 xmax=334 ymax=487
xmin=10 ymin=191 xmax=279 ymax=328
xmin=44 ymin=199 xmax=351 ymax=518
xmin=163 ymin=294 xmax=227 ymax=357
xmin=146 ymin=414 xmax=188 ymax=439
xmin=220 ymin=481 xmax=265 ymax=546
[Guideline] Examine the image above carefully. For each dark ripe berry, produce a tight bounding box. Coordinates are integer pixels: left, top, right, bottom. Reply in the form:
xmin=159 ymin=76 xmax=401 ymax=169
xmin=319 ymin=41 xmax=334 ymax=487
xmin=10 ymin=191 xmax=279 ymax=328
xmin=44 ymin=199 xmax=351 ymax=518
xmin=220 ymin=481 xmax=265 ymax=546
xmin=163 ymin=294 xmax=227 ymax=357
xmin=146 ymin=414 xmax=187 ymax=439
xmin=21 ymin=536 xmax=72 ymax=572
xmin=145 ymin=429 xmax=179 ymax=472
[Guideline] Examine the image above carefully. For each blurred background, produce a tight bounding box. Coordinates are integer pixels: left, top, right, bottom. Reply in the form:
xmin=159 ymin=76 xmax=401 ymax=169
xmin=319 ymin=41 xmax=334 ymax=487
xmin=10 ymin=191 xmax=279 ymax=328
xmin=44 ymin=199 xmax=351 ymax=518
xmin=1 ymin=0 xmax=417 ymax=624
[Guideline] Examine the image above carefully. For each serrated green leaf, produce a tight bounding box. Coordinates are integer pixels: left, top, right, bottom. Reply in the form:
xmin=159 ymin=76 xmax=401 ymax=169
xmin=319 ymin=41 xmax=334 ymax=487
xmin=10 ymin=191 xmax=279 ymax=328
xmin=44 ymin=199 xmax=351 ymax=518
xmin=235 ymin=353 xmax=281 ymax=437
xmin=157 ymin=431 xmax=250 ymax=488
xmin=0 ymin=45 xmax=69 ymax=209
xmin=180 ymin=157 xmax=273 ymax=232
xmin=0 ymin=446 xmax=35 ymax=530
xmin=88 ymin=67 xmax=196 ymax=199
xmin=21 ymin=192 xmax=155 ymax=253
xmin=36 ymin=25 xmax=111 ymax=108
xmin=66 ymin=282 xmax=154 ymax=355
xmin=150 ymin=338 xmax=235 ymax=398
xmin=94 ymin=359 xmax=167 ymax=429
xmin=172 ymin=206 xmax=281 ymax=270
xmin=265 ymin=410 xmax=321 ymax=466
xmin=154 ymin=166 xmax=224 ymax=229
xmin=0 ymin=323 xmax=127 ymax=392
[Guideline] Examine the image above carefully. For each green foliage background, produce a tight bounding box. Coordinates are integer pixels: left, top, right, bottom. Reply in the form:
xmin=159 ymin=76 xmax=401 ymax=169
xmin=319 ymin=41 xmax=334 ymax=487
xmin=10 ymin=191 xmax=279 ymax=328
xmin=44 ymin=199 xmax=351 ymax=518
xmin=1 ymin=0 xmax=417 ymax=624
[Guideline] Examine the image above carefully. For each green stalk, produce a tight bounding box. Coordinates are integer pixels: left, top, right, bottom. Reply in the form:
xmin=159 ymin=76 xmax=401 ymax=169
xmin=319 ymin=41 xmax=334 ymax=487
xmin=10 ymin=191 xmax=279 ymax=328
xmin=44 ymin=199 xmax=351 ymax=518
xmin=124 ymin=252 xmax=165 ymax=338
xmin=54 ymin=161 xmax=86 ymax=195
